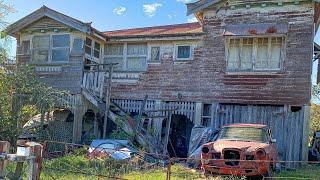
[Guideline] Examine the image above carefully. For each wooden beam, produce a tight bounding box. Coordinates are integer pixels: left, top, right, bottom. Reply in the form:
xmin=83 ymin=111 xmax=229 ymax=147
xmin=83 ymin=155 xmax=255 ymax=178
xmin=103 ymin=66 xmax=114 ymax=139
xmin=0 ymin=141 xmax=10 ymax=179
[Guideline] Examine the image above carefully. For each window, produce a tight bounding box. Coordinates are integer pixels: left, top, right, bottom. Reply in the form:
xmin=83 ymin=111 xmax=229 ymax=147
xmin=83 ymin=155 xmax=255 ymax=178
xmin=150 ymin=47 xmax=160 ymax=61
xmin=20 ymin=40 xmax=30 ymax=54
xmin=72 ymin=38 xmax=84 ymax=54
xmin=32 ymin=35 xmax=50 ymax=63
xmin=176 ymin=45 xmax=191 ymax=60
xmin=85 ymin=38 xmax=92 ymax=55
xmin=32 ymin=34 xmax=70 ymax=63
xmin=227 ymin=37 xmax=284 ymax=71
xmin=52 ymin=34 xmax=70 ymax=62
xmin=94 ymin=42 xmax=101 ymax=58
xmin=105 ymin=43 xmax=124 ymax=71
xmin=127 ymin=43 xmax=147 ymax=71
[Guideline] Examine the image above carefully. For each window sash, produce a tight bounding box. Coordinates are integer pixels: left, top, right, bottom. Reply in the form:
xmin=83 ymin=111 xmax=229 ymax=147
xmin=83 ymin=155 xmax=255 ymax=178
xmin=177 ymin=45 xmax=191 ymax=59
xmin=227 ymin=37 xmax=284 ymax=71
xmin=150 ymin=47 xmax=160 ymax=61
xmin=31 ymin=34 xmax=70 ymax=63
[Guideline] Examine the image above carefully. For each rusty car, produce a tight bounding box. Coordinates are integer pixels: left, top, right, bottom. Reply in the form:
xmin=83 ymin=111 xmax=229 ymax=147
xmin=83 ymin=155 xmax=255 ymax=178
xmin=201 ymin=123 xmax=277 ymax=177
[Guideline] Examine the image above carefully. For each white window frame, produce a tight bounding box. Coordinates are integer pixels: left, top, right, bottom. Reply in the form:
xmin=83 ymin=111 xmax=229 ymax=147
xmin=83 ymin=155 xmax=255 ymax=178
xmin=149 ymin=45 xmax=161 ymax=62
xmin=31 ymin=33 xmax=70 ymax=64
xmin=175 ymin=44 xmax=193 ymax=61
xmin=225 ymin=36 xmax=285 ymax=72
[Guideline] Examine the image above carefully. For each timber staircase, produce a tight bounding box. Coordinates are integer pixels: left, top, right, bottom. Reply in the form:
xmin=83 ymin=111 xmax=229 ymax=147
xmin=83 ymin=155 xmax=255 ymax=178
xmin=81 ymin=65 xmax=167 ymax=154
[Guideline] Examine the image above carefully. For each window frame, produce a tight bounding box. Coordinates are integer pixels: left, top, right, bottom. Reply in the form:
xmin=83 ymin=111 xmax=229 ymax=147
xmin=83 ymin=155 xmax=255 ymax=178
xmin=31 ymin=33 xmax=71 ymax=64
xmin=51 ymin=34 xmax=70 ymax=62
xmin=225 ymin=36 xmax=285 ymax=72
xmin=175 ymin=44 xmax=193 ymax=61
xmin=149 ymin=46 xmax=161 ymax=62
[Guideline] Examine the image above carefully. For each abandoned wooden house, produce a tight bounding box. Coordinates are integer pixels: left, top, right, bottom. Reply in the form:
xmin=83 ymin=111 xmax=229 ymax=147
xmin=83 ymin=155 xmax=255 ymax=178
xmin=5 ymin=0 xmax=320 ymax=163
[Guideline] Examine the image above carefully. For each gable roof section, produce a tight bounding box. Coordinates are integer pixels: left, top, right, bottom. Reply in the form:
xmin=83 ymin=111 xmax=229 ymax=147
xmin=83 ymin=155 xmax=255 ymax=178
xmin=104 ymin=22 xmax=203 ymax=39
xmin=6 ymin=6 xmax=105 ymax=39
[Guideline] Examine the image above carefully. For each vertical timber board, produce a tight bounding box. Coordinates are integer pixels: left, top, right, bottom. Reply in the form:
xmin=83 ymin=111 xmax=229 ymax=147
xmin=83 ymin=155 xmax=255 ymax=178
xmin=72 ymin=95 xmax=86 ymax=143
xmin=301 ymin=105 xmax=310 ymax=162
xmin=194 ymin=102 xmax=202 ymax=126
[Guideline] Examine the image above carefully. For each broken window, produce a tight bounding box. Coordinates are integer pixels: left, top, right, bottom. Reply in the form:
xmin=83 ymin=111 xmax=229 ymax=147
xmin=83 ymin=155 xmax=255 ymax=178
xmin=227 ymin=37 xmax=284 ymax=71
xmin=150 ymin=46 xmax=160 ymax=61
xmin=32 ymin=35 xmax=50 ymax=63
xmin=52 ymin=34 xmax=70 ymax=62
xmin=176 ymin=45 xmax=191 ymax=60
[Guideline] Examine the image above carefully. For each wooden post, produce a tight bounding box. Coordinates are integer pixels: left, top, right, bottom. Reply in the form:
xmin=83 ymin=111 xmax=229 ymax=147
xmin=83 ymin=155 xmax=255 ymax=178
xmin=162 ymin=112 xmax=172 ymax=156
xmin=0 ymin=141 xmax=10 ymax=179
xmin=93 ymin=114 xmax=98 ymax=138
xmin=26 ymin=142 xmax=43 ymax=180
xmin=103 ymin=65 xmax=114 ymax=139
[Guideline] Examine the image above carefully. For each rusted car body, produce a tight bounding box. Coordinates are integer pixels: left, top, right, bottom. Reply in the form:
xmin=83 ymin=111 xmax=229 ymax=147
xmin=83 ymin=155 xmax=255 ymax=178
xmin=201 ymin=124 xmax=277 ymax=177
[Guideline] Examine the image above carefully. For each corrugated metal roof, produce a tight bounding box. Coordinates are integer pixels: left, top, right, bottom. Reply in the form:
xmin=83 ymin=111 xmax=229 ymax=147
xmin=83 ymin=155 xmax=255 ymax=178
xmin=104 ymin=22 xmax=203 ymax=38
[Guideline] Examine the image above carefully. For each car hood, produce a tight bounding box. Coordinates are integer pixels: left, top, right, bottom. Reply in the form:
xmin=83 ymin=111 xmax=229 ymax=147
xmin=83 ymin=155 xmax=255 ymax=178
xmin=208 ymin=139 xmax=269 ymax=153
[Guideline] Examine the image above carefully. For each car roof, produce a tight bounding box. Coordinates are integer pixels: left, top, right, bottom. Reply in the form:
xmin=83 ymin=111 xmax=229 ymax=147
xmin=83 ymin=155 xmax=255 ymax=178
xmin=223 ymin=123 xmax=267 ymax=128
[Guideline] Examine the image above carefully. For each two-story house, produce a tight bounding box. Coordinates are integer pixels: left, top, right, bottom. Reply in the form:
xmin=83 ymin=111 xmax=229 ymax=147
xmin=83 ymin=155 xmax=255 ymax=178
xmin=6 ymin=0 xmax=320 ymax=164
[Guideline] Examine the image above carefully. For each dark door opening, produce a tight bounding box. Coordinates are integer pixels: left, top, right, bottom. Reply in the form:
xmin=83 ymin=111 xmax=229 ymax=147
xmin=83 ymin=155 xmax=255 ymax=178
xmin=166 ymin=114 xmax=194 ymax=158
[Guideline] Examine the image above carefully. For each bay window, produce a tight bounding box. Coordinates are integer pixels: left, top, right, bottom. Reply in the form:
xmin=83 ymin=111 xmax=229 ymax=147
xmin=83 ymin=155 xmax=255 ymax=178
xmin=226 ymin=37 xmax=284 ymax=71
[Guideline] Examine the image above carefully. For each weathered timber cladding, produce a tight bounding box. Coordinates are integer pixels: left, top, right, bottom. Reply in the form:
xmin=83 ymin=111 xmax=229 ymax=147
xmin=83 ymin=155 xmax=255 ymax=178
xmin=212 ymin=104 xmax=305 ymax=167
xmin=110 ymin=3 xmax=313 ymax=106
xmin=17 ymin=17 xmax=84 ymax=94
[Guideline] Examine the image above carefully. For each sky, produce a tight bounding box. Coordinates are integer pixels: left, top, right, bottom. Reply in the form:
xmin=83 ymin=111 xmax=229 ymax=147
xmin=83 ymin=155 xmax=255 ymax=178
xmin=3 ymin=0 xmax=198 ymax=31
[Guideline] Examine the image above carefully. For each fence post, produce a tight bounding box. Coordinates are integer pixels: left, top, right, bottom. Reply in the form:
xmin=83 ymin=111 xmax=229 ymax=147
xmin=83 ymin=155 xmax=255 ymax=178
xmin=27 ymin=142 xmax=43 ymax=180
xmin=0 ymin=141 xmax=10 ymax=179
xmin=166 ymin=158 xmax=171 ymax=180
xmin=14 ymin=140 xmax=28 ymax=179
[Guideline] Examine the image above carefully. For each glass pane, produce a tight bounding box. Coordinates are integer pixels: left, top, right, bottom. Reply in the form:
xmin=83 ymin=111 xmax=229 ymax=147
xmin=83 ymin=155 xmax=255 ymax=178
xmin=72 ymin=38 xmax=83 ymax=53
xmin=106 ymin=44 xmax=123 ymax=55
xmin=228 ymin=39 xmax=240 ymax=70
xmin=52 ymin=49 xmax=69 ymax=62
xmin=105 ymin=57 xmax=124 ymax=71
xmin=52 ymin=34 xmax=70 ymax=47
xmin=241 ymin=39 xmax=253 ymax=70
xmin=127 ymin=57 xmax=147 ymax=71
xmin=85 ymin=38 xmax=92 ymax=47
xmin=270 ymin=44 xmax=281 ymax=69
xmin=22 ymin=41 xmax=30 ymax=54
xmin=33 ymin=36 xmax=49 ymax=49
xmin=127 ymin=43 xmax=147 ymax=55
xmin=256 ymin=38 xmax=269 ymax=69
xmin=85 ymin=46 xmax=91 ymax=55
xmin=33 ymin=49 xmax=48 ymax=63
xmin=151 ymin=47 xmax=160 ymax=61
xmin=94 ymin=50 xmax=100 ymax=58
xmin=177 ymin=46 xmax=191 ymax=59
xmin=94 ymin=42 xmax=100 ymax=51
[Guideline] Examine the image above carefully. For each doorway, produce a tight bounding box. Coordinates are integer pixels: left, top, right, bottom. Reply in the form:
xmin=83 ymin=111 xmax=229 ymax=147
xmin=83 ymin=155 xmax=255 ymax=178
xmin=166 ymin=114 xmax=194 ymax=158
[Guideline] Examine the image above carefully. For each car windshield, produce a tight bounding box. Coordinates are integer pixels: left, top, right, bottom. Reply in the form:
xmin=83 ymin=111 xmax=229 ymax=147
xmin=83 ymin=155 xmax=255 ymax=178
xmin=218 ymin=127 xmax=268 ymax=142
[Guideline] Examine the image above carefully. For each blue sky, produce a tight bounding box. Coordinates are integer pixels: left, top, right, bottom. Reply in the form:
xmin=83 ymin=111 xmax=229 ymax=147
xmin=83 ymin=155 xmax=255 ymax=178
xmin=4 ymin=0 xmax=197 ymax=31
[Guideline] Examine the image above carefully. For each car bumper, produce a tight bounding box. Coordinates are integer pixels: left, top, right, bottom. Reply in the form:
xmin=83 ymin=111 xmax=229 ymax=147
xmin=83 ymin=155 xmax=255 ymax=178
xmin=202 ymin=161 xmax=269 ymax=176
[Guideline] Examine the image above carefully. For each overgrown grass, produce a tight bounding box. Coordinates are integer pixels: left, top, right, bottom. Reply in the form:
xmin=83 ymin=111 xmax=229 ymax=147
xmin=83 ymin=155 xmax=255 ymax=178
xmin=5 ymin=155 xmax=320 ymax=180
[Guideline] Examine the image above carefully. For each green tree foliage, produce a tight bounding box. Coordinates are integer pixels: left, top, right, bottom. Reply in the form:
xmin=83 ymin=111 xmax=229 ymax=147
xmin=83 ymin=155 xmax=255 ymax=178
xmin=310 ymin=103 xmax=320 ymax=133
xmin=0 ymin=65 xmax=69 ymax=142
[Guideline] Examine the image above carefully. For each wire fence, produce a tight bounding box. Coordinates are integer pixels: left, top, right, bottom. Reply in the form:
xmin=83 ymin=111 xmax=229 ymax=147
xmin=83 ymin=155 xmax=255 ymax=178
xmin=36 ymin=140 xmax=320 ymax=180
